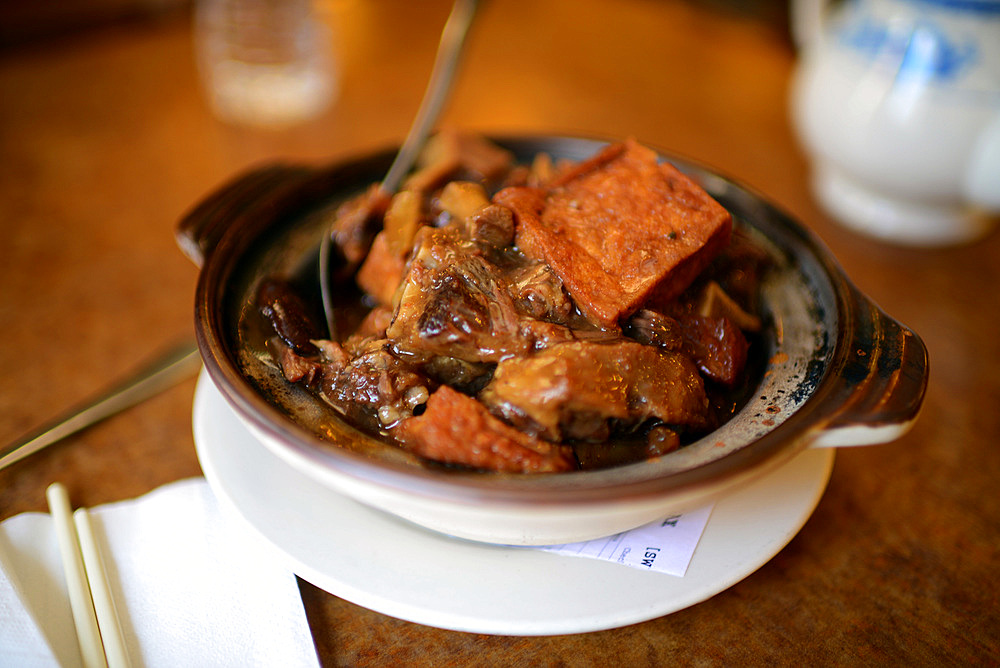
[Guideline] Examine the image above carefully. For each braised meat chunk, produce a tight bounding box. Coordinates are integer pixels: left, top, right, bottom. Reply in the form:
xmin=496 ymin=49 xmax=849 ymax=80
xmin=480 ymin=340 xmax=709 ymax=442
xmin=627 ymin=307 xmax=751 ymax=387
xmin=256 ymin=278 xmax=323 ymax=356
xmin=318 ymin=338 xmax=430 ymax=431
xmin=506 ymin=261 xmax=574 ymax=324
xmin=328 ymin=185 xmax=391 ymax=268
xmin=495 ymin=139 xmax=732 ymax=328
xmin=404 ymin=129 xmax=515 ymax=193
xmin=386 ymin=226 xmax=530 ymax=363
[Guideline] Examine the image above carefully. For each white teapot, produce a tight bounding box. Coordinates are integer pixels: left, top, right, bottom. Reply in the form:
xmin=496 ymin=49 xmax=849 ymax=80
xmin=790 ymin=0 xmax=1000 ymax=245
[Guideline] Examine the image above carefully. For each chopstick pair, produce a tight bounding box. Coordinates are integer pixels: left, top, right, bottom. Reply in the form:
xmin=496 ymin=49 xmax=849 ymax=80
xmin=46 ymin=483 xmax=131 ymax=668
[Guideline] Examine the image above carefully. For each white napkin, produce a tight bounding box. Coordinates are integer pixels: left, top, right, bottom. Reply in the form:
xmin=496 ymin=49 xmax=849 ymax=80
xmin=0 ymin=478 xmax=320 ymax=668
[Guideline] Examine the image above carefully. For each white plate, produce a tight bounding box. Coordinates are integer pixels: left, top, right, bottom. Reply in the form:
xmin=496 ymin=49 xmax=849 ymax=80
xmin=193 ymin=370 xmax=834 ymax=636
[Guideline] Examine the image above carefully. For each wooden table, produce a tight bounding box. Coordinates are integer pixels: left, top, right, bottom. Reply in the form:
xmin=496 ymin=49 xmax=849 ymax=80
xmin=2 ymin=1 xmax=997 ymax=664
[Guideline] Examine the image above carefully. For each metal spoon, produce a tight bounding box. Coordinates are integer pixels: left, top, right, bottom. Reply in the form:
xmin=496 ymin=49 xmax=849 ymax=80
xmin=318 ymin=0 xmax=480 ymax=338
xmin=0 ymin=340 xmax=201 ymax=471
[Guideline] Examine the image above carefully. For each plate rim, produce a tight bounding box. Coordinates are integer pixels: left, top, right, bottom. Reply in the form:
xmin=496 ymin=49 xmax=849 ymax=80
xmin=193 ymin=369 xmax=835 ymax=635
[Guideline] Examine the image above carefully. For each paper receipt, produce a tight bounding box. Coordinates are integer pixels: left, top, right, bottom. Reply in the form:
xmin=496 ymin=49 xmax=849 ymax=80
xmin=533 ymin=503 xmax=715 ymax=576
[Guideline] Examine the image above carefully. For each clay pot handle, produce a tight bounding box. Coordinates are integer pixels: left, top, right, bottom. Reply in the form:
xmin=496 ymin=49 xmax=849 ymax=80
xmin=809 ymin=283 xmax=929 ymax=448
xmin=176 ymin=164 xmax=312 ymax=267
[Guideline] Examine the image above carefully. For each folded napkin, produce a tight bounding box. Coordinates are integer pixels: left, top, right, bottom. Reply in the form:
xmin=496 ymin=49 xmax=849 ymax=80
xmin=0 ymin=478 xmax=320 ymax=668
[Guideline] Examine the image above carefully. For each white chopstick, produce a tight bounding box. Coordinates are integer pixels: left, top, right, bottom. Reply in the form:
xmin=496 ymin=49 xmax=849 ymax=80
xmin=75 ymin=507 xmax=131 ymax=668
xmin=46 ymin=483 xmax=131 ymax=668
xmin=47 ymin=483 xmax=106 ymax=668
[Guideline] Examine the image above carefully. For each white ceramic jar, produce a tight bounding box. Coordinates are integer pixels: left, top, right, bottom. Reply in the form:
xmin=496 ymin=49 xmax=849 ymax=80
xmin=790 ymin=0 xmax=1000 ymax=245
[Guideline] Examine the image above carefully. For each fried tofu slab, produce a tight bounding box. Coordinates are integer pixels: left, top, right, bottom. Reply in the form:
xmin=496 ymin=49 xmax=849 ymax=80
xmin=494 ymin=139 xmax=732 ymax=328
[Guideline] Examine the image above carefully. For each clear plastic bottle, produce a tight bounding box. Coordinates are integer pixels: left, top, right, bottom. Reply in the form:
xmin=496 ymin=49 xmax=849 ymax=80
xmin=194 ymin=0 xmax=337 ymax=128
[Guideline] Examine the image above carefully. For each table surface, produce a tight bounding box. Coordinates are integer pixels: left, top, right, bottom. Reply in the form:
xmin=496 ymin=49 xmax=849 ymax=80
xmin=2 ymin=1 xmax=998 ymax=664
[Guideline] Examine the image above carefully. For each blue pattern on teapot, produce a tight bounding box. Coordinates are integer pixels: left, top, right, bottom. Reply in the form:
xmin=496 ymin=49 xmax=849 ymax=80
xmin=837 ymin=14 xmax=978 ymax=81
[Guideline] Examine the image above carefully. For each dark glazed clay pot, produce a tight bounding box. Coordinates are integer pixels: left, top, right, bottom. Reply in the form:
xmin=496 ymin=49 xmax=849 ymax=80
xmin=178 ymin=136 xmax=928 ymax=544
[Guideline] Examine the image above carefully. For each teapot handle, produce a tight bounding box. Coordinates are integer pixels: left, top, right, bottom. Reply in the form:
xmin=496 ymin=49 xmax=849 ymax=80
xmin=790 ymin=0 xmax=830 ymax=49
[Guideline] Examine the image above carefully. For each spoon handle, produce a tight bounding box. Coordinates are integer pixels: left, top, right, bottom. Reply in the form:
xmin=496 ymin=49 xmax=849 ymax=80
xmin=382 ymin=0 xmax=480 ymax=194
xmin=0 ymin=341 xmax=201 ymax=471
xmin=319 ymin=0 xmax=480 ymax=338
